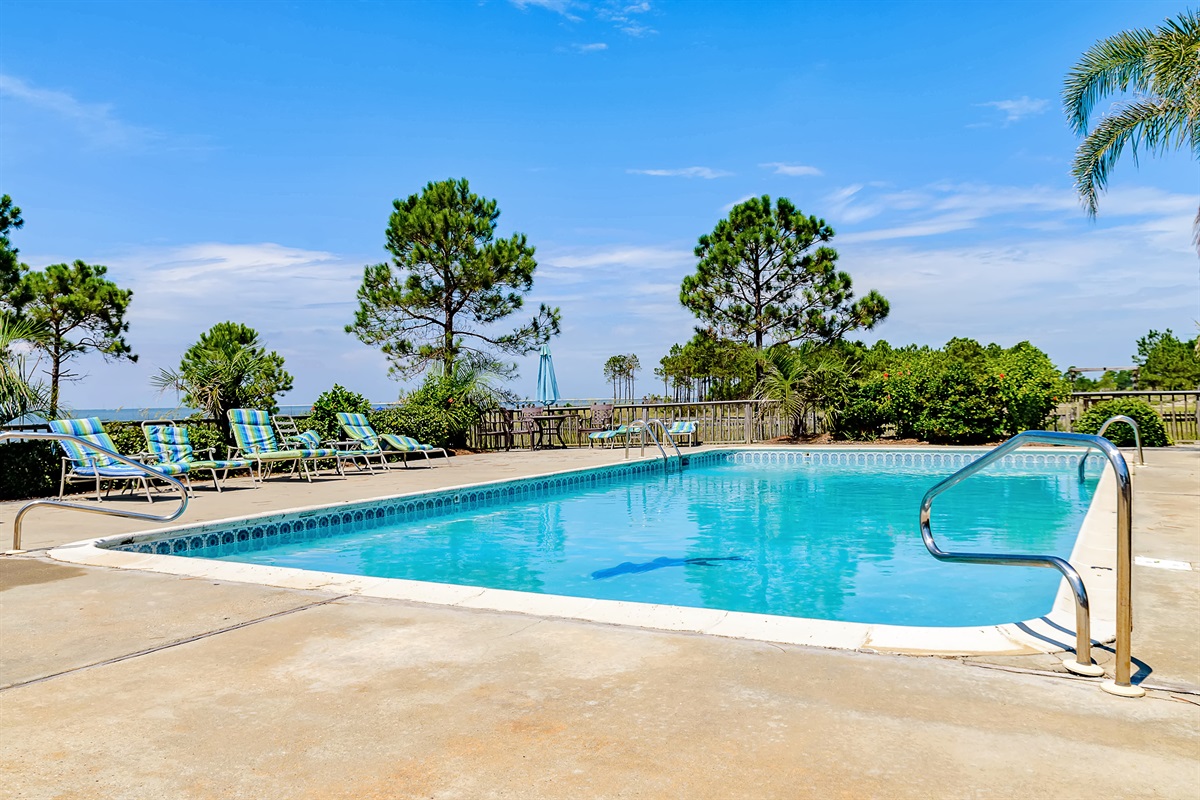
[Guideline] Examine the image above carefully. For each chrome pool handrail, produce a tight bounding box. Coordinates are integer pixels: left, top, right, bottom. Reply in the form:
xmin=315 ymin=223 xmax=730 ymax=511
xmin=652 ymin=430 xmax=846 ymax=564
xmin=624 ymin=418 xmax=682 ymax=465
xmin=1077 ymin=415 xmax=1143 ymax=482
xmin=1097 ymin=414 xmax=1143 ymax=465
xmin=919 ymin=430 xmax=1141 ymax=697
xmin=3 ymin=430 xmax=189 ymax=551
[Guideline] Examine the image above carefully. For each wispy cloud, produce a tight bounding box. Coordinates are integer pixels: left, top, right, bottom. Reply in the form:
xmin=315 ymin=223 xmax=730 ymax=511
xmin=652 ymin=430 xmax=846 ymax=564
xmin=720 ymin=194 xmax=756 ymax=212
xmin=760 ymin=162 xmax=822 ymax=177
xmin=571 ymin=42 xmax=608 ymax=53
xmin=511 ymin=0 xmax=657 ymax=37
xmin=597 ymin=1 xmax=657 ymax=37
xmin=509 ymin=0 xmax=583 ymax=22
xmin=978 ymin=96 xmax=1049 ymax=124
xmin=0 ymin=73 xmax=160 ymax=149
xmin=627 ymin=166 xmax=732 ymax=179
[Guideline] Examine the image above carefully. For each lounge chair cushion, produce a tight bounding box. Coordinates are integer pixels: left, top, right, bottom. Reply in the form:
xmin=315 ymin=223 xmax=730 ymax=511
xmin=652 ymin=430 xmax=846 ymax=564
xmin=381 ymin=434 xmax=435 ymax=452
xmin=73 ymin=462 xmax=189 ymax=478
xmin=49 ymin=417 xmax=124 ymax=467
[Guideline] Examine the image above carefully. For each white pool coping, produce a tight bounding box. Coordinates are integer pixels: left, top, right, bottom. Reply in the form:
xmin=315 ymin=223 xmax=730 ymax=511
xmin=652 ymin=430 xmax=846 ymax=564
xmin=48 ymin=446 xmax=1121 ymax=657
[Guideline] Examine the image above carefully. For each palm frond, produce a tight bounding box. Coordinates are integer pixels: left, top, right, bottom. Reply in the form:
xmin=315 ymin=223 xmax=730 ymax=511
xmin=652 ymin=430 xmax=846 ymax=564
xmin=1071 ymin=98 xmax=1191 ymax=216
xmin=1063 ymin=28 xmax=1154 ymax=136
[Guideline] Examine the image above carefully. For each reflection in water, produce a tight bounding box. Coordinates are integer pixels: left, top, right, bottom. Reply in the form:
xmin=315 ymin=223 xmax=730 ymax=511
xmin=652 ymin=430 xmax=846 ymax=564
xmin=592 ymin=555 xmax=748 ymax=580
xmin=204 ymin=460 xmax=1098 ymax=627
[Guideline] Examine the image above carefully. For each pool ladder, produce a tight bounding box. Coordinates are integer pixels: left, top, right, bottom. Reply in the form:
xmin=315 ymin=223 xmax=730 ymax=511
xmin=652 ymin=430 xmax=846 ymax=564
xmin=624 ymin=418 xmax=683 ymax=470
xmin=3 ymin=430 xmax=189 ymax=551
xmin=919 ymin=425 xmax=1142 ymax=698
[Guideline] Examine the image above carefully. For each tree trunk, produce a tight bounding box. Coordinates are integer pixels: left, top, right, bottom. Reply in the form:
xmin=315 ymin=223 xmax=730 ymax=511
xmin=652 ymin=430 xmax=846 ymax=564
xmin=49 ymin=347 xmax=61 ymax=418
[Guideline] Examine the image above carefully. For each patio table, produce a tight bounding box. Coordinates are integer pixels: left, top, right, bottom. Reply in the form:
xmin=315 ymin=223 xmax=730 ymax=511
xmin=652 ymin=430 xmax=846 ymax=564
xmin=530 ymin=414 xmax=569 ymax=450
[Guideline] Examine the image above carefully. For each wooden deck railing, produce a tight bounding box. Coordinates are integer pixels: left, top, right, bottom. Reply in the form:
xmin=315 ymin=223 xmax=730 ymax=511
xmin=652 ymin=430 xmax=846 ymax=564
xmin=1056 ymin=391 xmax=1199 ymax=442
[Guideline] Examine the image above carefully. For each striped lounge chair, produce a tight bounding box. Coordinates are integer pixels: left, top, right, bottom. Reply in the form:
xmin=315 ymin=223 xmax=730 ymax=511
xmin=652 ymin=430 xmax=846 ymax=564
xmin=666 ymin=420 xmax=699 ymax=446
xmin=142 ymin=420 xmax=252 ymax=493
xmin=336 ymin=412 xmax=448 ymax=468
xmin=49 ymin=417 xmax=190 ymax=502
xmin=588 ymin=423 xmax=636 ymax=449
xmin=273 ymin=415 xmax=378 ymax=475
xmin=227 ymin=409 xmax=340 ymax=483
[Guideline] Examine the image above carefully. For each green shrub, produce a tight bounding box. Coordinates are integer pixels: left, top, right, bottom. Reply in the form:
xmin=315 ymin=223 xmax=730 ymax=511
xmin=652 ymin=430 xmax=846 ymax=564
xmin=1075 ymin=398 xmax=1171 ymax=447
xmin=835 ymin=381 xmax=888 ymax=440
xmin=836 ymin=339 xmax=1067 ymax=445
xmin=106 ymin=422 xmax=148 ymax=456
xmin=0 ymin=440 xmax=59 ymax=500
xmin=310 ymin=384 xmax=372 ymax=442
xmin=912 ymin=362 xmax=1005 ymax=444
xmin=369 ymin=406 xmax=453 ymax=450
xmin=184 ymin=420 xmax=227 ymax=459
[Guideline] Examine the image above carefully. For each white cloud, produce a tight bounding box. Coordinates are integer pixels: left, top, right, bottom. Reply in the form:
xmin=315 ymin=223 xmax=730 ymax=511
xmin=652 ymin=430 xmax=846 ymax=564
xmin=509 ymin=0 xmax=583 ymax=21
xmin=597 ymin=0 xmax=657 ymax=36
xmin=572 ymin=42 xmax=608 ymax=53
xmin=720 ymin=194 xmax=756 ymax=212
xmin=979 ymin=96 xmax=1049 ymax=124
xmin=48 ymin=242 xmax=398 ymax=409
xmin=627 ymin=166 xmax=732 ymax=179
xmin=761 ymin=162 xmax=823 ymax=177
xmin=511 ymin=0 xmax=657 ymax=35
xmin=538 ymin=244 xmax=693 ymax=287
xmin=0 ymin=73 xmax=160 ymax=148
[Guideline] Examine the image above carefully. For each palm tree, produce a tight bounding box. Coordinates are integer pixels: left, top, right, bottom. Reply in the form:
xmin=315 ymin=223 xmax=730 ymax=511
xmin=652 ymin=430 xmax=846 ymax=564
xmin=1063 ymin=10 xmax=1199 ymax=220
xmin=755 ymin=347 xmax=853 ymax=439
xmin=0 ymin=314 xmax=52 ymax=424
xmin=152 ymin=322 xmax=293 ymax=445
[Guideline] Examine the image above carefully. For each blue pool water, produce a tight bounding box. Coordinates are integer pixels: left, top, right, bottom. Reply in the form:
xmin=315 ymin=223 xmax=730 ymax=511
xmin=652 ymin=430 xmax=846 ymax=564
xmin=178 ymin=453 xmax=1099 ymax=627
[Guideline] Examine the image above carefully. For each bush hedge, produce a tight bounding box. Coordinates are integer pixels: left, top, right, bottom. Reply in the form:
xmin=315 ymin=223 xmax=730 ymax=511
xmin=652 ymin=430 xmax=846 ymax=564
xmin=1074 ymin=398 xmax=1171 ymax=447
xmin=0 ymin=440 xmax=59 ymax=500
xmin=369 ymin=406 xmax=453 ymax=450
xmin=835 ymin=339 xmax=1068 ymax=445
xmin=310 ymin=384 xmax=372 ymax=442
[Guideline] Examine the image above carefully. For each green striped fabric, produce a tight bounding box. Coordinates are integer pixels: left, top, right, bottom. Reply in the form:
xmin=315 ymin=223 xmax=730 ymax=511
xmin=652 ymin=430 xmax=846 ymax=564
xmin=50 ymin=417 xmax=190 ymax=477
xmin=49 ymin=417 xmax=124 ymax=468
xmin=336 ymin=412 xmax=380 ymax=452
xmin=144 ymin=424 xmax=192 ymax=462
xmin=381 ymin=433 xmax=435 ymax=452
xmin=294 ymin=430 xmax=322 ymax=449
xmin=667 ymin=421 xmax=697 ymax=435
xmin=588 ymin=423 xmax=630 ymax=442
xmin=228 ymin=409 xmax=279 ymax=454
xmin=144 ymin=424 xmax=251 ymax=471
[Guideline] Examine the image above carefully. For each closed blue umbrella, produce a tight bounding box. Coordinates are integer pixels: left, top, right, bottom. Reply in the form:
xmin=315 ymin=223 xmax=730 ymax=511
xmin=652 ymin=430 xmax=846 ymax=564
xmin=536 ymin=344 xmax=560 ymax=406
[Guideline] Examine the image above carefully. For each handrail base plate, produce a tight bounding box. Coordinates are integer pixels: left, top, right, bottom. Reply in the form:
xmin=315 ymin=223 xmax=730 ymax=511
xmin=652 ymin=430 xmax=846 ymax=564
xmin=1062 ymin=658 xmax=1105 ymax=677
xmin=1100 ymin=680 xmax=1146 ymax=698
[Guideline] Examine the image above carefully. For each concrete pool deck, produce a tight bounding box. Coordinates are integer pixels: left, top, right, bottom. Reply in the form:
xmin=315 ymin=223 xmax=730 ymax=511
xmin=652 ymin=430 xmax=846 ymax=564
xmin=2 ymin=446 xmax=1198 ymax=797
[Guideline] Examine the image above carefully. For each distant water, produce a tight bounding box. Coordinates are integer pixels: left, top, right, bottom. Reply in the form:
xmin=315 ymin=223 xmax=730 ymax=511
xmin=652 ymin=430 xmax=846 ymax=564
xmin=6 ymin=397 xmax=618 ymax=426
xmin=8 ymin=404 xmax=321 ymax=425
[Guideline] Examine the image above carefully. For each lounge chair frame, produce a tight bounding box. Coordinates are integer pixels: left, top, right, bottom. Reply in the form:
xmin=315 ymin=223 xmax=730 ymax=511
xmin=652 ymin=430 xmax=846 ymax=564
xmin=50 ymin=417 xmax=189 ymax=503
xmin=140 ymin=419 xmax=252 ymax=493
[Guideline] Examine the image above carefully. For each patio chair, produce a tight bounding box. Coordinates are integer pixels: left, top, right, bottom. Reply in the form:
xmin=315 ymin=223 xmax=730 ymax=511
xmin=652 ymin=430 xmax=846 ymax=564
xmin=665 ymin=420 xmax=699 ymax=446
xmin=512 ymin=405 xmax=544 ymax=450
xmin=273 ymin=415 xmax=377 ymax=475
xmin=227 ymin=409 xmax=340 ymax=483
xmin=479 ymin=409 xmax=515 ymax=451
xmin=335 ymin=412 xmax=448 ymax=468
xmin=141 ymin=420 xmax=252 ymax=493
xmin=49 ymin=417 xmax=190 ymax=502
xmin=579 ymin=403 xmax=614 ymax=444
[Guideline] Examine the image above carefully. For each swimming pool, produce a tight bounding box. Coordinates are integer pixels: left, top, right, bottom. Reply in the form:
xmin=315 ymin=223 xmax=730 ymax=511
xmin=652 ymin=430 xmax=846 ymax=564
xmin=103 ymin=449 xmax=1100 ymax=629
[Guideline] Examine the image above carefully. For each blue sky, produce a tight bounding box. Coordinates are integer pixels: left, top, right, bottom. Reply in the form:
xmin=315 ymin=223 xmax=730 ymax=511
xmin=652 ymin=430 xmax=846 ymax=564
xmin=1 ymin=0 xmax=1195 ymax=409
